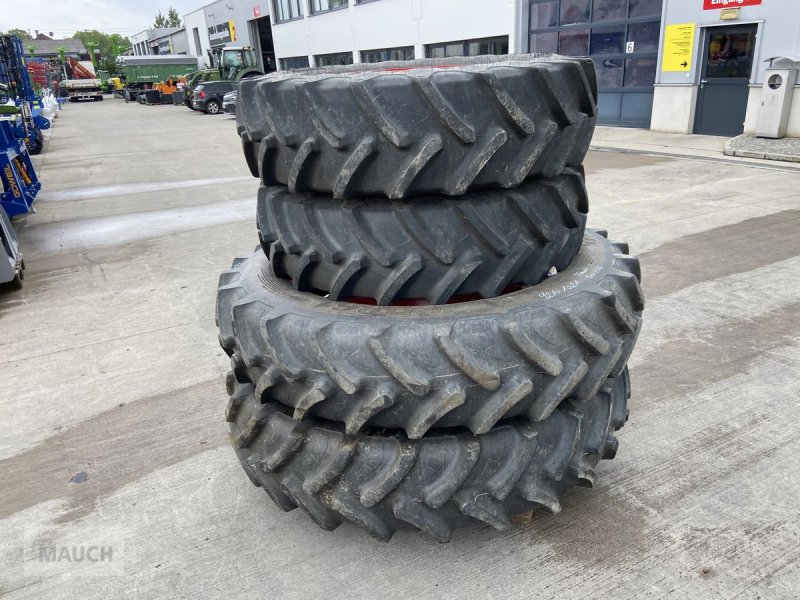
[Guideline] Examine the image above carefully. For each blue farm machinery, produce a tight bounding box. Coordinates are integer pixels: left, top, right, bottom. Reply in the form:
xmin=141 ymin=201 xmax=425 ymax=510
xmin=0 ymin=35 xmax=50 ymax=155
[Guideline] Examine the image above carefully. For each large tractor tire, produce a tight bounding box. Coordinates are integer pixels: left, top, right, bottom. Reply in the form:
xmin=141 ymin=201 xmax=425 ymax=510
xmin=258 ymin=168 xmax=588 ymax=304
xmin=238 ymin=55 xmax=597 ymax=199
xmin=226 ymin=367 xmax=630 ymax=542
xmin=217 ymin=230 xmax=643 ymax=439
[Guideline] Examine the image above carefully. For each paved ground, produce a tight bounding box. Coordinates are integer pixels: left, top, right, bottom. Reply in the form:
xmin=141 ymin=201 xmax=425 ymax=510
xmin=1 ymin=99 xmax=799 ymax=599
xmin=725 ymin=134 xmax=800 ymax=163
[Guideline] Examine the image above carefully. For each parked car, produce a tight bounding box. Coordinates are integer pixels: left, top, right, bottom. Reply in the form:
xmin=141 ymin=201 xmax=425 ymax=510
xmin=192 ymin=81 xmax=237 ymax=114
xmin=184 ymin=69 xmax=220 ymax=110
xmin=223 ymin=90 xmax=237 ymax=115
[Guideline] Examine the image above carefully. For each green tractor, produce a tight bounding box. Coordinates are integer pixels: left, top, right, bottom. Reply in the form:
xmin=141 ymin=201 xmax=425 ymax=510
xmin=184 ymin=46 xmax=263 ymax=111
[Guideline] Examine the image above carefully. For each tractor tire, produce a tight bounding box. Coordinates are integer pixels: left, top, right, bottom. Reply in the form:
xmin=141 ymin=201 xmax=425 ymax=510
xmin=238 ymin=54 xmax=597 ymax=199
xmin=216 ymin=230 xmax=643 ymax=439
xmin=226 ymin=367 xmax=630 ymax=542
xmin=258 ymin=168 xmax=588 ymax=305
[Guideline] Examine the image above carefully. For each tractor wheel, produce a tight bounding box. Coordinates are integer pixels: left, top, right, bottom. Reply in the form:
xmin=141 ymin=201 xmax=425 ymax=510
xmin=217 ymin=230 xmax=643 ymax=439
xmin=238 ymin=55 xmax=597 ymax=198
xmin=258 ymin=168 xmax=588 ymax=304
xmin=226 ymin=366 xmax=630 ymax=542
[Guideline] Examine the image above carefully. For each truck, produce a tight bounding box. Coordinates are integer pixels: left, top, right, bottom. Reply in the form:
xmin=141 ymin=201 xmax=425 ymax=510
xmin=184 ymin=46 xmax=265 ymax=110
xmin=63 ymin=78 xmax=104 ymax=102
xmin=116 ymin=55 xmax=199 ymax=102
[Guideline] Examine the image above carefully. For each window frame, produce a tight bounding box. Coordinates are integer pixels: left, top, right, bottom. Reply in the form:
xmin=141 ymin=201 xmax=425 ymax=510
xmin=424 ymin=35 xmax=509 ymax=59
xmin=314 ymin=51 xmax=355 ymax=67
xmin=309 ymin=0 xmax=349 ymax=16
xmin=272 ymin=0 xmax=305 ymax=24
xmin=279 ymin=55 xmax=310 ymax=70
xmin=528 ymin=0 xmax=660 ymax=91
xmin=360 ymin=46 xmax=415 ymax=63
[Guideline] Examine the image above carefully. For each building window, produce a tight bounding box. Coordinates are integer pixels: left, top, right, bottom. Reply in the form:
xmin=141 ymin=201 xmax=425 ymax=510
xmin=425 ymin=36 xmax=509 ymax=59
xmin=561 ymin=0 xmax=590 ymax=25
xmin=310 ymin=0 xmax=348 ymax=14
xmin=361 ymin=46 xmax=415 ymax=63
xmin=528 ymin=0 xmax=661 ymax=90
xmin=315 ymin=51 xmax=354 ymax=66
xmin=592 ymin=0 xmax=626 ymax=21
xmin=273 ymin=0 xmax=303 ymax=22
xmin=280 ymin=56 xmax=310 ymax=70
xmin=192 ymin=28 xmax=202 ymax=54
xmin=628 ymin=0 xmax=661 ymax=18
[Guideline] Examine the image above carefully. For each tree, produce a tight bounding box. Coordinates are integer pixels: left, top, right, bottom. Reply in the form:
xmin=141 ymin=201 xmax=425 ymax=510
xmin=154 ymin=7 xmax=182 ymax=28
xmin=166 ymin=7 xmax=182 ymax=28
xmin=3 ymin=28 xmax=31 ymax=39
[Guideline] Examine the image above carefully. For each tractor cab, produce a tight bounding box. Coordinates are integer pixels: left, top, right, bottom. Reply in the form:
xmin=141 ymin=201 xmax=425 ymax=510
xmin=209 ymin=47 xmax=263 ymax=81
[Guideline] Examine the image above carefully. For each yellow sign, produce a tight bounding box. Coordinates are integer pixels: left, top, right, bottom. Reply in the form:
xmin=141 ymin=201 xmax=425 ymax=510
xmin=229 ymin=20 xmax=237 ymax=42
xmin=662 ymin=23 xmax=695 ymax=72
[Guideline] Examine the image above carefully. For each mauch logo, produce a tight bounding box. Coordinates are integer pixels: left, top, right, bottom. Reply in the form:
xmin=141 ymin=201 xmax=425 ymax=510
xmin=23 ymin=527 xmax=126 ymax=577
xmin=3 ymin=164 xmax=21 ymax=198
xmin=38 ymin=545 xmax=114 ymax=563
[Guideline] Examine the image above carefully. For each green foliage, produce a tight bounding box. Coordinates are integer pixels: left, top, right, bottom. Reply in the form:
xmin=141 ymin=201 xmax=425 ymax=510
xmin=154 ymin=7 xmax=182 ymax=28
xmin=3 ymin=28 xmax=32 ymax=39
xmin=72 ymin=31 xmax=131 ymax=75
xmin=166 ymin=7 xmax=182 ymax=27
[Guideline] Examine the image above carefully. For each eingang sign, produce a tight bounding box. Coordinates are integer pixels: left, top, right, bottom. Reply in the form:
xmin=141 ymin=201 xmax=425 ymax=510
xmin=703 ymin=0 xmax=762 ymax=9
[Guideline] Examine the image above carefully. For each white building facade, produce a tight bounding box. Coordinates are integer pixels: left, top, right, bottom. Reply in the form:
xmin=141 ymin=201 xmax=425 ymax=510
xmin=179 ymin=0 xmax=800 ymax=136
xmin=268 ymin=0 xmax=517 ymax=69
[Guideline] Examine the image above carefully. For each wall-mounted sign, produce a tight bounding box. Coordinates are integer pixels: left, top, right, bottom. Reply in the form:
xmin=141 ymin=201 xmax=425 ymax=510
xmin=720 ymin=7 xmax=741 ymax=19
xmin=626 ymin=41 xmax=635 ymax=53
xmin=662 ymin=23 xmax=695 ymax=72
xmin=703 ymin=0 xmax=761 ymax=9
xmin=208 ymin=20 xmax=237 ymax=47
xmin=253 ymin=5 xmax=261 ymax=17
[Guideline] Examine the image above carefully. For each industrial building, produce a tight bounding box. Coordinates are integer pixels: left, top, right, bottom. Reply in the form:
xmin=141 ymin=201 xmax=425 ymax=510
xmin=174 ymin=0 xmax=798 ymax=136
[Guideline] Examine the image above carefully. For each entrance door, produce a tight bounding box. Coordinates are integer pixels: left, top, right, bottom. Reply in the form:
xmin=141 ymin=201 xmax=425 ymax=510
xmin=694 ymin=24 xmax=757 ymax=136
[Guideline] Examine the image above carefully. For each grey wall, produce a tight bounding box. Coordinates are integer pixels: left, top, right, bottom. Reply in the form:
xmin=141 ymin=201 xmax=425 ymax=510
xmin=203 ymin=0 xmax=257 ymax=50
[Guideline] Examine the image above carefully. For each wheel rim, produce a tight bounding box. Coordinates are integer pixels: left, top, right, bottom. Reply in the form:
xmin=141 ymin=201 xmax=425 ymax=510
xmin=208 ymin=102 xmax=219 ymax=114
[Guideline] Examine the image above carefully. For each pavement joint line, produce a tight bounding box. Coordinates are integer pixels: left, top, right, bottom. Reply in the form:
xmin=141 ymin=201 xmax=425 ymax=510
xmin=590 ymin=145 xmax=800 ymax=174
xmin=0 ymin=318 xmax=216 ymax=366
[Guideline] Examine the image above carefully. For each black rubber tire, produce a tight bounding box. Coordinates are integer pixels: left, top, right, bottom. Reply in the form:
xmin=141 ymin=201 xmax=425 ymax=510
xmin=26 ymin=129 xmax=44 ymax=155
xmin=237 ymin=55 xmax=597 ymax=199
xmin=206 ymin=100 xmax=221 ymax=115
xmin=258 ymin=169 xmax=588 ymax=304
xmin=8 ymin=272 xmax=23 ymax=290
xmin=216 ymin=230 xmax=643 ymax=438
xmin=226 ymin=367 xmax=630 ymax=542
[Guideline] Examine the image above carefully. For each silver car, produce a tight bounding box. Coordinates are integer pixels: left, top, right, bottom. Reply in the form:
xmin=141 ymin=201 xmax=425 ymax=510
xmin=222 ymin=90 xmax=237 ymax=115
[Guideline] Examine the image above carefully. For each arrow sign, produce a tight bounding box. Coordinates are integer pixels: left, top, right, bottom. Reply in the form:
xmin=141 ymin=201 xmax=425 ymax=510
xmin=662 ymin=23 xmax=695 ymax=72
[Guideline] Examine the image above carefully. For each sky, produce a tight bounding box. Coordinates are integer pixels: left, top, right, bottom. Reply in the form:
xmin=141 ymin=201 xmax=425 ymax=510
xmin=0 ymin=0 xmax=204 ymax=38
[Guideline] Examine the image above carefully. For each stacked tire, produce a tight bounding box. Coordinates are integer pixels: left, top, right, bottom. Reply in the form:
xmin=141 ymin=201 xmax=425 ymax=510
xmin=217 ymin=55 xmax=644 ymax=542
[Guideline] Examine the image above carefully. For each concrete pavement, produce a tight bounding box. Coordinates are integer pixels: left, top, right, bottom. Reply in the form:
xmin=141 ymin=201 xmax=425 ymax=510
xmin=1 ymin=99 xmax=799 ymax=599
